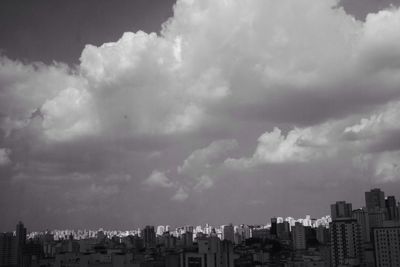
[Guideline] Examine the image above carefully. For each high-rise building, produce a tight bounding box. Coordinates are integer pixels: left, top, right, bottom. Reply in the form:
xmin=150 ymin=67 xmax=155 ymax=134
xmin=330 ymin=202 xmax=363 ymax=266
xmin=292 ymin=222 xmax=306 ymax=250
xmin=270 ymin=218 xmax=277 ymax=236
xmin=277 ymin=221 xmax=290 ymax=240
xmin=222 ymin=224 xmax=234 ymax=243
xmin=365 ymin=188 xmax=385 ymax=212
xmin=352 ymin=208 xmax=371 ymax=243
xmin=373 ymin=226 xmax=400 ymax=267
xmin=331 ymin=201 xmax=352 ymax=220
xmin=316 ymin=225 xmax=329 ymax=245
xmin=0 ymin=233 xmax=17 ymax=267
xmin=16 ymin=221 xmax=26 ymax=267
xmin=181 ymin=231 xmax=193 ymax=248
xmin=385 ymin=196 xmax=399 ymax=221
xmin=365 ymin=189 xmax=386 ymax=230
xmin=142 ymin=225 xmax=156 ymax=248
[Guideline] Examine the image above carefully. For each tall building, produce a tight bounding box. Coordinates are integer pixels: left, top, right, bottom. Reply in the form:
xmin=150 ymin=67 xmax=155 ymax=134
xmin=292 ymin=222 xmax=306 ymax=250
xmin=365 ymin=188 xmax=385 ymax=212
xmin=352 ymin=208 xmax=371 ymax=243
xmin=181 ymin=231 xmax=193 ymax=248
xmin=365 ymin=189 xmax=386 ymax=230
xmin=16 ymin=221 xmax=26 ymax=267
xmin=373 ymin=226 xmax=400 ymax=267
xmin=222 ymin=224 xmax=234 ymax=243
xmin=270 ymin=217 xmax=277 ymax=236
xmin=0 ymin=233 xmax=17 ymax=267
xmin=330 ymin=202 xmax=363 ymax=266
xmin=331 ymin=201 xmax=352 ymax=220
xmin=142 ymin=225 xmax=156 ymax=248
xmin=277 ymin=221 xmax=290 ymax=240
xmin=316 ymin=225 xmax=329 ymax=245
xmin=385 ymin=196 xmax=399 ymax=221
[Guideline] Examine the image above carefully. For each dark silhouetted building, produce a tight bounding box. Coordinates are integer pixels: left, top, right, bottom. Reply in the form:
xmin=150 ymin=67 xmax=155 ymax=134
xmin=16 ymin=221 xmax=26 ymax=267
xmin=143 ymin=225 xmax=156 ymax=248
xmin=270 ymin=218 xmax=277 ymax=236
xmin=365 ymin=188 xmax=385 ymax=212
xmin=0 ymin=233 xmax=17 ymax=267
xmin=385 ymin=196 xmax=399 ymax=221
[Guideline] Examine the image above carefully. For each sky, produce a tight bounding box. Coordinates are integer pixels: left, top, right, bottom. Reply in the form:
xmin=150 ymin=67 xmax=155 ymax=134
xmin=1 ymin=0 xmax=400 ymax=231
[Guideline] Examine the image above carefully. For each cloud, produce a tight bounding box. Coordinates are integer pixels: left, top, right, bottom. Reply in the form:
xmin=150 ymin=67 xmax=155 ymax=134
xmin=178 ymin=139 xmax=238 ymax=176
xmin=143 ymin=170 xmax=174 ymax=188
xmin=171 ymin=187 xmax=189 ymax=201
xmin=344 ymin=101 xmax=400 ymax=153
xmin=193 ymin=175 xmax=214 ymax=192
xmin=0 ymin=148 xmax=11 ymax=166
xmin=2 ymin=0 xmax=400 ymax=228
xmin=226 ymin=126 xmax=336 ymax=167
xmin=41 ymin=87 xmax=98 ymax=141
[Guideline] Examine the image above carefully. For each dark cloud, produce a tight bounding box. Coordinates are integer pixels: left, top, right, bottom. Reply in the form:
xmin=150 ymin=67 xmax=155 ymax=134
xmin=340 ymin=0 xmax=400 ymax=20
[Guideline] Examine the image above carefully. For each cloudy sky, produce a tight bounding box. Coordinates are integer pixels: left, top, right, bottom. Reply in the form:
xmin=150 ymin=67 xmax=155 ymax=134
xmin=1 ymin=0 xmax=400 ymax=231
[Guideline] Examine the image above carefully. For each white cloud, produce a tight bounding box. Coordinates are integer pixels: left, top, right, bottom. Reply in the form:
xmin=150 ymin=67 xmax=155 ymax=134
xmin=0 ymin=148 xmax=11 ymax=166
xmin=193 ymin=175 xmax=214 ymax=192
xmin=178 ymin=139 xmax=238 ymax=176
xmin=41 ymin=87 xmax=98 ymax=141
xmin=226 ymin=126 xmax=335 ymax=167
xmin=143 ymin=170 xmax=174 ymax=188
xmin=344 ymin=101 xmax=400 ymax=138
xmin=171 ymin=187 xmax=189 ymax=201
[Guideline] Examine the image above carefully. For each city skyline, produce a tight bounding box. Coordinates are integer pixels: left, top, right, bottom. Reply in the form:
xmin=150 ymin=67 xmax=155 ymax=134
xmin=1 ymin=187 xmax=400 ymax=266
xmin=2 ymin=0 xmax=400 ymax=231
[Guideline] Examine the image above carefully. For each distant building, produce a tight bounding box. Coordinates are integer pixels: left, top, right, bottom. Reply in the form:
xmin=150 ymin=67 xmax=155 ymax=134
xmin=16 ymin=221 xmax=26 ymax=267
xmin=366 ymin=189 xmax=386 ymax=231
xmin=270 ymin=218 xmax=277 ymax=236
xmin=180 ymin=236 xmax=234 ymax=267
xmin=352 ymin=208 xmax=371 ymax=243
xmin=316 ymin=225 xmax=329 ymax=245
xmin=222 ymin=224 xmax=234 ymax=243
xmin=385 ymin=196 xmax=399 ymax=221
xmin=143 ymin=225 xmax=156 ymax=248
xmin=0 ymin=233 xmax=17 ymax=267
xmin=373 ymin=226 xmax=400 ymax=267
xmin=292 ymin=222 xmax=306 ymax=250
xmin=277 ymin=221 xmax=291 ymax=240
xmin=331 ymin=201 xmax=352 ymax=220
xmin=365 ymin=188 xmax=385 ymax=212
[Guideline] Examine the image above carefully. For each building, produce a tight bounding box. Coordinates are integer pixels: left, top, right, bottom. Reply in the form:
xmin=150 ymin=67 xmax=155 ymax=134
xmin=142 ymin=225 xmax=156 ymax=248
xmin=277 ymin=221 xmax=291 ymax=240
xmin=270 ymin=218 xmax=277 ymax=236
xmin=385 ymin=196 xmax=399 ymax=221
xmin=373 ymin=226 xmax=400 ymax=267
xmin=222 ymin=224 xmax=234 ymax=243
xmin=180 ymin=236 xmax=234 ymax=267
xmin=365 ymin=189 xmax=386 ymax=231
xmin=330 ymin=202 xmax=363 ymax=266
xmin=352 ymin=208 xmax=371 ymax=243
xmin=331 ymin=201 xmax=352 ymax=220
xmin=316 ymin=225 xmax=329 ymax=245
xmin=16 ymin=221 xmax=26 ymax=267
xmin=0 ymin=233 xmax=17 ymax=267
xmin=292 ymin=222 xmax=306 ymax=250
xmin=365 ymin=188 xmax=385 ymax=212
